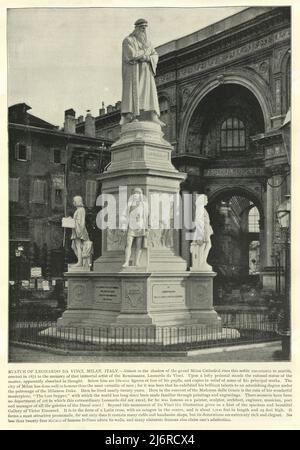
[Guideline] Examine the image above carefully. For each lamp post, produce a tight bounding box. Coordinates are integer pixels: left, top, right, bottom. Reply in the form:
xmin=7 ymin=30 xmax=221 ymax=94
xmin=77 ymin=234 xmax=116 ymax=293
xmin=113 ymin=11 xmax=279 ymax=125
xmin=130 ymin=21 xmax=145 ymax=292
xmin=276 ymin=194 xmax=291 ymax=359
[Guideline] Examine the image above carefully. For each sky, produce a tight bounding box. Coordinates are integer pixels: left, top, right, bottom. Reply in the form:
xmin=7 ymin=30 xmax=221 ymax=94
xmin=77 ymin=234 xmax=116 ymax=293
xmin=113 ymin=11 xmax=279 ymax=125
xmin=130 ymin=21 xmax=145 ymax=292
xmin=7 ymin=7 xmax=245 ymax=127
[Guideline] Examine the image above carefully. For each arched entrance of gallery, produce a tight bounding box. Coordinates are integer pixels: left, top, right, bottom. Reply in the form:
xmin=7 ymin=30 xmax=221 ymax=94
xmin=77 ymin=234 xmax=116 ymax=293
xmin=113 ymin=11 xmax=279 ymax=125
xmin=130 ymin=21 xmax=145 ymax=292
xmin=205 ymin=187 xmax=265 ymax=306
xmin=177 ymin=78 xmax=268 ymax=305
xmin=182 ymin=82 xmax=266 ymax=156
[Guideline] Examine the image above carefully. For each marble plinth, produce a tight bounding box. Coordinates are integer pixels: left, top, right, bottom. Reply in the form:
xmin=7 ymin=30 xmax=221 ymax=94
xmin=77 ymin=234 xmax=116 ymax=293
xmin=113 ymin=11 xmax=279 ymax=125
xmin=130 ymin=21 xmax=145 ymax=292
xmin=57 ymin=271 xmax=221 ymax=330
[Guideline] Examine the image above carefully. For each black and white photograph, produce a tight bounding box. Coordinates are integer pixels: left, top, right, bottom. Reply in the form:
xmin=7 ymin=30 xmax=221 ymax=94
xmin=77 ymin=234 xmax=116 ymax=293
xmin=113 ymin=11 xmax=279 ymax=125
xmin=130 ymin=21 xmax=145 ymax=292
xmin=7 ymin=4 xmax=291 ymax=365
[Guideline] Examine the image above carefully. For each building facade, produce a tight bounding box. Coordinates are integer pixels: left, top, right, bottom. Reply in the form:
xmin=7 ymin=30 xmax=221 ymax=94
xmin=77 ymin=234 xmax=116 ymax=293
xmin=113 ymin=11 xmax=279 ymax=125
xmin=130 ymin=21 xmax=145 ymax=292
xmin=155 ymin=6 xmax=291 ymax=297
xmin=84 ymin=7 xmax=290 ymax=301
xmin=9 ymin=104 xmax=112 ymax=282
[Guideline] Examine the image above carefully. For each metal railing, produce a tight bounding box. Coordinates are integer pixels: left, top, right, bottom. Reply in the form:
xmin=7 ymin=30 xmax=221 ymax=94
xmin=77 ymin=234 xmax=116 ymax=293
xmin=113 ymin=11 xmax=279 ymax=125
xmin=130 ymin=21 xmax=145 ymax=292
xmin=9 ymin=312 xmax=280 ymax=353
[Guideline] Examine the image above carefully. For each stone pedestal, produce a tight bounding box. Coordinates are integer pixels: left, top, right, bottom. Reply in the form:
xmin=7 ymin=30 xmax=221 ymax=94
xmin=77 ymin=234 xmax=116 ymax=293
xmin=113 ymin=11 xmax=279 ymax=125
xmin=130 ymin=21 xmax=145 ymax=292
xmin=58 ymin=122 xmax=221 ymax=332
xmin=57 ymin=271 xmax=220 ymax=329
xmin=94 ymin=121 xmax=186 ymax=273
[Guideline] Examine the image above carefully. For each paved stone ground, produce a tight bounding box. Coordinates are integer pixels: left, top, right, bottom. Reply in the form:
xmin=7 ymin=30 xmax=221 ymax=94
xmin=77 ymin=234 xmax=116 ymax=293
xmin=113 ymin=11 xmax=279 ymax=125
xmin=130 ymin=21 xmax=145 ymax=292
xmin=9 ymin=342 xmax=283 ymax=363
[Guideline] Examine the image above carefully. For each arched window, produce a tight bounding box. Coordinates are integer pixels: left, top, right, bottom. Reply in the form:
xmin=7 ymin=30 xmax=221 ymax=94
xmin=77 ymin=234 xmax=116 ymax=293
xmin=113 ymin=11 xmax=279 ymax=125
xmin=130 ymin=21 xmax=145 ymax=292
xmin=221 ymin=117 xmax=246 ymax=152
xmin=248 ymin=206 xmax=260 ymax=232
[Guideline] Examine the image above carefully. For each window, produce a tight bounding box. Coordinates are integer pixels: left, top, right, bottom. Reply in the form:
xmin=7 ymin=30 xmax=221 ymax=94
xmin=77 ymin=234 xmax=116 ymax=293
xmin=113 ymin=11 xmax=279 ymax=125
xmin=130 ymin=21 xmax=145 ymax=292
xmin=51 ymin=175 xmax=65 ymax=208
xmin=32 ymin=180 xmax=46 ymax=204
xmin=54 ymin=189 xmax=63 ymax=205
xmin=10 ymin=217 xmax=29 ymax=239
xmin=221 ymin=117 xmax=246 ymax=152
xmin=50 ymin=147 xmax=65 ymax=164
xmin=18 ymin=145 xmax=27 ymax=160
xmin=86 ymin=180 xmax=97 ymax=208
xmin=9 ymin=178 xmax=19 ymax=202
xmin=248 ymin=206 xmax=260 ymax=232
xmin=54 ymin=149 xmax=61 ymax=164
xmin=15 ymin=143 xmax=31 ymax=161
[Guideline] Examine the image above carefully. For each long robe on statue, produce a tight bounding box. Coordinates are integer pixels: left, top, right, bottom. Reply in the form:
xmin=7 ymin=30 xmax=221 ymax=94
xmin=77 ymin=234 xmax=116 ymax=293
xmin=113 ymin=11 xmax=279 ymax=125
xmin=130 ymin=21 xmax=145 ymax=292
xmin=121 ymin=34 xmax=160 ymax=117
xmin=71 ymin=207 xmax=89 ymax=253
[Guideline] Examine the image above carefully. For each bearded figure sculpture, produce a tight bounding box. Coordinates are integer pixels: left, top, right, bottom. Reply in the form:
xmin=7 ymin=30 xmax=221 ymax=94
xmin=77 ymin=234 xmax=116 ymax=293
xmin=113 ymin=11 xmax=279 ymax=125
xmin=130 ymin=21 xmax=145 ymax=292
xmin=120 ymin=18 xmax=164 ymax=126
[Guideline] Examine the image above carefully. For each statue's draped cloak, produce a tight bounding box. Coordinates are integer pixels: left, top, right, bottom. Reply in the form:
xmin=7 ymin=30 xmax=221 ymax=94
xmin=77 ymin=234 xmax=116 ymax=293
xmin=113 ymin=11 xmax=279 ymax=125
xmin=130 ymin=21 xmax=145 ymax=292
xmin=121 ymin=35 xmax=160 ymax=116
xmin=70 ymin=206 xmax=92 ymax=267
xmin=71 ymin=207 xmax=89 ymax=241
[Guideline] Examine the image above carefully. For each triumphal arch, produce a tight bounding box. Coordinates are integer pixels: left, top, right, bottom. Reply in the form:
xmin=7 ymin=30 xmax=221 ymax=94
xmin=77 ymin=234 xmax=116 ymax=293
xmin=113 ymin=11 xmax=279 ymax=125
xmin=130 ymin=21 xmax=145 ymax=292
xmin=155 ymin=7 xmax=290 ymax=299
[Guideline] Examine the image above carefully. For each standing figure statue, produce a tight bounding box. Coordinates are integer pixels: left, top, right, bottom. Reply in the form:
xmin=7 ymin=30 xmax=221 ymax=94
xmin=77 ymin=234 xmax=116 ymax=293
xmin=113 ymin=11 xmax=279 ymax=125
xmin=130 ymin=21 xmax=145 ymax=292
xmin=190 ymin=195 xmax=213 ymax=272
xmin=122 ymin=188 xmax=149 ymax=267
xmin=70 ymin=196 xmax=93 ymax=270
xmin=121 ymin=18 xmax=163 ymax=126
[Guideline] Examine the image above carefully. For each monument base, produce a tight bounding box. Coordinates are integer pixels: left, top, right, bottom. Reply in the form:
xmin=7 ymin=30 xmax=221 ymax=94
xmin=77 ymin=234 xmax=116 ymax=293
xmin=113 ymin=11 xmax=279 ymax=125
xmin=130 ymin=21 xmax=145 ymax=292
xmin=57 ymin=271 xmax=221 ymax=330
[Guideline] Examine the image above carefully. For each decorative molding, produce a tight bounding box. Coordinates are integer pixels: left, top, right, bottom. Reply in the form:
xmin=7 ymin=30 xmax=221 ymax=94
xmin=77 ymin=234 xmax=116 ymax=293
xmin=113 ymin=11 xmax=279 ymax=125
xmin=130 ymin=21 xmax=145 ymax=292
xmin=274 ymin=78 xmax=282 ymax=114
xmin=247 ymin=60 xmax=270 ymax=84
xmin=204 ymin=167 xmax=265 ymax=177
xmin=156 ymin=71 xmax=176 ymax=86
xmin=179 ymin=82 xmax=199 ymax=112
xmin=273 ymin=46 xmax=290 ymax=73
xmin=174 ymin=29 xmax=290 ymax=81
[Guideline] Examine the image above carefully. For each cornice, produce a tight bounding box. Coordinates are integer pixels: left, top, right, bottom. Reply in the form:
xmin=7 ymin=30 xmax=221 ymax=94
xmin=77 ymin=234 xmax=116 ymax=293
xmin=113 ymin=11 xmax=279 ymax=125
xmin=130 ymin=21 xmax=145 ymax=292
xmin=157 ymin=9 xmax=290 ymax=78
xmin=9 ymin=123 xmax=112 ymax=146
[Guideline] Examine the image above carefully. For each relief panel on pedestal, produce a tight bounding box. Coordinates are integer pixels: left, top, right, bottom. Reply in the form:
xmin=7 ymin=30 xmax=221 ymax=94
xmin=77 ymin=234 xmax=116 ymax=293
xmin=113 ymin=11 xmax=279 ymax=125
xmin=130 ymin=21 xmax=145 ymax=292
xmin=147 ymin=228 xmax=174 ymax=250
xmin=68 ymin=281 xmax=92 ymax=308
xmin=188 ymin=280 xmax=212 ymax=310
xmin=122 ymin=281 xmax=146 ymax=312
xmin=107 ymin=229 xmax=127 ymax=251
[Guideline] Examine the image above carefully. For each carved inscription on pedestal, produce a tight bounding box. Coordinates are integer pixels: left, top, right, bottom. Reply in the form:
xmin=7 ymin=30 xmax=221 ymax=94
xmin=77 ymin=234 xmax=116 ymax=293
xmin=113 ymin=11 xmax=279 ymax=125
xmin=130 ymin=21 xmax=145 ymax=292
xmin=95 ymin=285 xmax=121 ymax=304
xmin=147 ymin=149 xmax=169 ymax=160
xmin=151 ymin=283 xmax=185 ymax=307
xmin=113 ymin=149 xmax=132 ymax=162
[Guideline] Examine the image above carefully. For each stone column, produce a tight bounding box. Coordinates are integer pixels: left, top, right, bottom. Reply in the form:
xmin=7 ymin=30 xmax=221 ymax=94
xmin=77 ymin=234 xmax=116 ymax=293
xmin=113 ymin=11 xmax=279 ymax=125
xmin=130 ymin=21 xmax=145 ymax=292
xmin=265 ymin=178 xmax=274 ymax=267
xmin=262 ymin=171 xmax=285 ymax=290
xmin=180 ymin=190 xmax=192 ymax=268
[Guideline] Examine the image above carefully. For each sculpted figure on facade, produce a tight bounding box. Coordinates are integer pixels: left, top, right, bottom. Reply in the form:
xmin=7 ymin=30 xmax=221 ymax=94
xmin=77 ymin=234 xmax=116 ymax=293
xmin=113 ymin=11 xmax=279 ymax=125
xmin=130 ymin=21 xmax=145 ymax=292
xmin=190 ymin=194 xmax=213 ymax=271
xmin=121 ymin=18 xmax=164 ymax=126
xmin=121 ymin=188 xmax=149 ymax=267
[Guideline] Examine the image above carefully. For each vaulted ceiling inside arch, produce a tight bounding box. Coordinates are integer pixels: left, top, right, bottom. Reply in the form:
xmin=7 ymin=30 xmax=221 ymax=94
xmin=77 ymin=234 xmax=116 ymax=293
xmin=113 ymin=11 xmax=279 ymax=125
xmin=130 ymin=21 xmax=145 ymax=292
xmin=186 ymin=84 xmax=265 ymax=156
